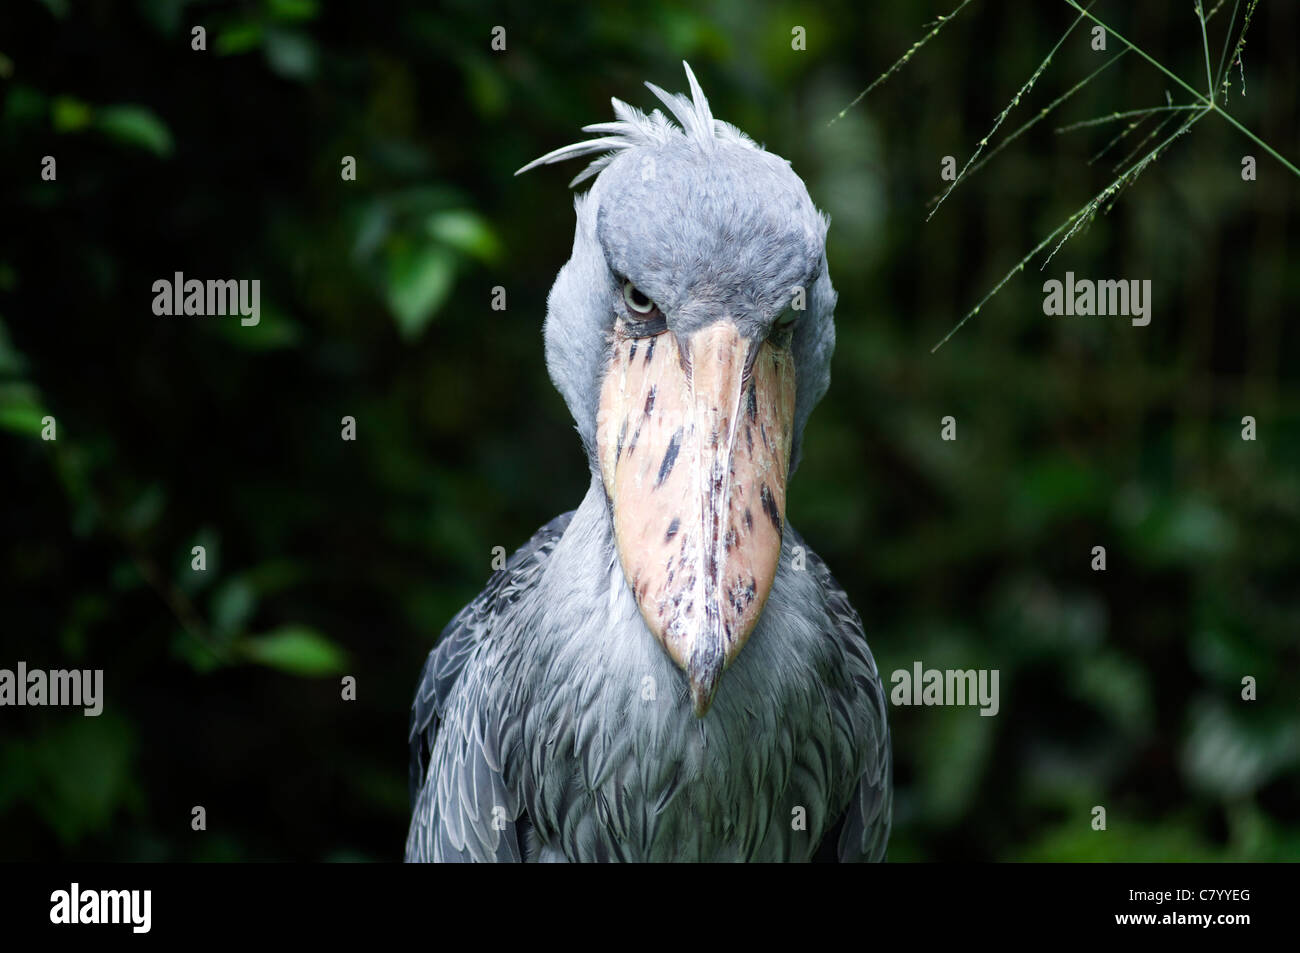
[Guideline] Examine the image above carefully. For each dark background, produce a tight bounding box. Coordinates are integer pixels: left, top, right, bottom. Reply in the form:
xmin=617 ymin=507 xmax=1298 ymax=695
xmin=2 ymin=0 xmax=1297 ymax=861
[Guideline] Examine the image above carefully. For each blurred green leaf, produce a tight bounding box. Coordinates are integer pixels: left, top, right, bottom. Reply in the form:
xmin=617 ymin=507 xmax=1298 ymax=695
xmin=32 ymin=715 xmax=141 ymax=846
xmin=123 ymin=483 xmax=167 ymax=533
xmin=385 ymin=243 xmax=455 ymax=339
xmin=51 ymin=96 xmax=92 ymax=132
xmin=268 ymin=0 xmax=319 ymax=21
xmin=427 ymin=210 xmax=503 ymax=264
xmin=0 ymin=407 xmax=45 ymax=436
xmin=264 ymin=29 xmax=317 ymax=79
xmin=213 ymin=301 xmax=303 ymax=351
xmin=1075 ymin=651 xmax=1153 ymax=735
xmin=1122 ymin=493 xmax=1237 ymax=565
xmin=97 ymin=105 xmax=174 ymax=156
xmin=240 ymin=625 xmax=348 ymax=676
xmin=0 ymin=383 xmax=48 ymax=436
xmin=1182 ymin=702 xmax=1300 ymax=798
xmin=216 ymin=22 xmax=264 ymax=55
xmin=211 ymin=577 xmax=257 ymax=638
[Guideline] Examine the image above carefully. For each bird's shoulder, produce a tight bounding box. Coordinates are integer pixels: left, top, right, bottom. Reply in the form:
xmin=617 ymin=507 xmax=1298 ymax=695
xmin=408 ymin=510 xmax=573 ymax=797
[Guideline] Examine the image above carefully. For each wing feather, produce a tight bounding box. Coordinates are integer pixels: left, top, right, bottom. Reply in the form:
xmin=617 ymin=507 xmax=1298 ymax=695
xmin=405 ymin=512 xmax=573 ymax=862
xmin=803 ymin=546 xmax=894 ymax=862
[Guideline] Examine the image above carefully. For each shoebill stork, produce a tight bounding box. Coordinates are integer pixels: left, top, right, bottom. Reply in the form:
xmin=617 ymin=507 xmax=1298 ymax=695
xmin=407 ymin=63 xmax=891 ymax=862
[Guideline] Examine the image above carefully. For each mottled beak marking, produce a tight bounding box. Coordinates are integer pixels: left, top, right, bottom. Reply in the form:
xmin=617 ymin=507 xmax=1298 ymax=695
xmin=596 ymin=320 xmax=796 ymax=716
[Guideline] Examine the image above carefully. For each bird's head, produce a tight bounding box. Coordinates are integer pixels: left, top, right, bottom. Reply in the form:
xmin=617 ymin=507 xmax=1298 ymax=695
xmin=518 ymin=63 xmax=837 ymax=716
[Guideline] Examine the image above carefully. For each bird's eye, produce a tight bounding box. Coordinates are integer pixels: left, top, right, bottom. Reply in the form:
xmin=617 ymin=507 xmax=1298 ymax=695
xmin=622 ymin=280 xmax=657 ymax=315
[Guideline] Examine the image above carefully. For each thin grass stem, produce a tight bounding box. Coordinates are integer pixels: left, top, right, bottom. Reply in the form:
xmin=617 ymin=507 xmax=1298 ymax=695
xmin=1213 ymin=0 xmax=1243 ymax=93
xmin=1216 ymin=104 xmax=1300 ymax=178
xmin=1196 ymin=2 xmax=1214 ymax=95
xmin=931 ymin=107 xmax=1209 ymax=353
xmin=925 ymin=48 xmax=1128 ymax=207
xmin=1088 ymin=111 xmax=1155 ymax=165
xmin=846 ymin=0 xmax=1300 ymax=349
xmin=1061 ymin=0 xmax=1210 ymax=105
xmin=1218 ymin=0 xmax=1258 ymax=100
xmin=1056 ymin=104 xmax=1198 ymax=133
xmin=928 ymin=3 xmax=1097 ymax=220
xmin=1110 ymin=109 xmax=1184 ymax=172
xmin=1043 ymin=107 xmax=1210 ymax=267
xmin=829 ymin=0 xmax=977 ymax=126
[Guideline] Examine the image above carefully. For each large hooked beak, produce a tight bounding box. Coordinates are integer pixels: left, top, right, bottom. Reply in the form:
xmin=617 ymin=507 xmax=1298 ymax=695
xmin=596 ymin=320 xmax=796 ymax=716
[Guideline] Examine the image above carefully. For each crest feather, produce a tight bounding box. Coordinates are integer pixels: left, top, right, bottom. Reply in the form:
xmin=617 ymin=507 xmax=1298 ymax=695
xmin=515 ymin=61 xmax=757 ymax=188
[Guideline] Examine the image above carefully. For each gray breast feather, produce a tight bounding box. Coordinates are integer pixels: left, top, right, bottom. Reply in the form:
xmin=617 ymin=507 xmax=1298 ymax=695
xmin=406 ymin=495 xmax=891 ymax=862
